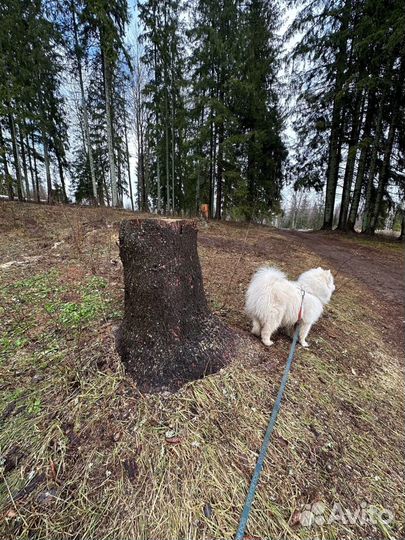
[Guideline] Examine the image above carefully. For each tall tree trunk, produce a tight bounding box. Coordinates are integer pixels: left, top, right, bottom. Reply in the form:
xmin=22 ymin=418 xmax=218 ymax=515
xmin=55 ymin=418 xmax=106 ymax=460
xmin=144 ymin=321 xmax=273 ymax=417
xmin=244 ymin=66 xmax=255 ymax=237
xmin=322 ymin=1 xmax=350 ymax=229
xmin=97 ymin=171 xmax=105 ymax=206
xmin=399 ymin=213 xmax=405 ymax=242
xmin=246 ymin=136 xmax=256 ymax=221
xmin=42 ymin=130 xmax=53 ymax=204
xmin=195 ymin=108 xmax=204 ymax=215
xmin=56 ymin=149 xmax=68 ymax=203
xmin=164 ymin=86 xmax=170 ymax=214
xmin=135 ymin=77 xmax=147 ymax=212
xmin=368 ymin=115 xmax=397 ymax=233
xmin=163 ymin=2 xmax=170 ymax=215
xmin=0 ymin=124 xmax=14 ymax=200
xmin=178 ymin=129 xmax=184 ymax=212
xmin=368 ymin=69 xmax=403 ymax=233
xmin=157 ymin=157 xmax=161 ymax=213
xmin=25 ymin=129 xmax=37 ymax=201
xmin=153 ymin=38 xmax=161 ymax=214
xmin=208 ymin=111 xmax=214 ymax=219
xmin=361 ymin=99 xmax=384 ymax=233
xmin=71 ymin=0 xmax=98 ymax=205
xmin=103 ymin=170 xmax=110 ymax=207
xmin=211 ymin=122 xmax=217 ymax=218
xmin=347 ymin=93 xmax=375 ymax=231
xmin=8 ymin=113 xmax=23 ymax=201
xmin=195 ymin=161 xmax=200 ymax=215
xmin=117 ymin=145 xmax=122 ymax=207
xmin=171 ymin=101 xmax=175 ymax=214
xmin=140 ymin=123 xmax=147 ymax=212
xmin=322 ymin=99 xmax=343 ymax=229
xmin=31 ymin=131 xmax=40 ymax=203
xmin=135 ymin=116 xmax=141 ymax=211
xmin=135 ymin=81 xmax=142 ymax=211
xmin=136 ymin=151 xmax=141 ymax=211
xmin=215 ymin=120 xmax=224 ymax=220
xmin=337 ymin=91 xmax=363 ymax=230
xmin=170 ymin=49 xmax=176 ymax=214
xmin=102 ymin=50 xmax=118 ymax=207
xmin=18 ymin=125 xmax=30 ymax=199
xmin=124 ymin=120 xmax=134 ymax=211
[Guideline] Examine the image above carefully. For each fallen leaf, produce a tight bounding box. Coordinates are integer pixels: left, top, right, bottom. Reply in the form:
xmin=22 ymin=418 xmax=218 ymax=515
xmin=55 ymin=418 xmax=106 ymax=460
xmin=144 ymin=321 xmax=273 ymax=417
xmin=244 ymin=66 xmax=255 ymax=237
xmin=277 ymin=435 xmax=289 ymax=447
xmin=290 ymin=510 xmax=302 ymax=526
xmin=37 ymin=489 xmax=58 ymax=506
xmin=49 ymin=459 xmax=57 ymax=480
xmin=203 ymin=503 xmax=213 ymax=518
xmin=165 ymin=436 xmax=182 ymax=445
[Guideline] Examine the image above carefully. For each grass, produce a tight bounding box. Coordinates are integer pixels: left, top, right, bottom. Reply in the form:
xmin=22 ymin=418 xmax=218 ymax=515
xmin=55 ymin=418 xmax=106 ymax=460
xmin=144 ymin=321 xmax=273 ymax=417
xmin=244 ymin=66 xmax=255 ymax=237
xmin=0 ymin=202 xmax=403 ymax=539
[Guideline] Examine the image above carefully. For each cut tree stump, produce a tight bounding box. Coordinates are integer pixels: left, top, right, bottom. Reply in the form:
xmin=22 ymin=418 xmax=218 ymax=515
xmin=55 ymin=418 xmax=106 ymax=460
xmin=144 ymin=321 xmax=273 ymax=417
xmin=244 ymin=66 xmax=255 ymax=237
xmin=116 ymin=218 xmax=238 ymax=392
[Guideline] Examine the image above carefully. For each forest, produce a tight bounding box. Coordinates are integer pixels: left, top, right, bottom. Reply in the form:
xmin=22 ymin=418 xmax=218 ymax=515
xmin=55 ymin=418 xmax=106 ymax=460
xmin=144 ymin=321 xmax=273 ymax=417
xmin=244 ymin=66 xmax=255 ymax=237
xmin=1 ymin=2 xmax=405 ymax=538
xmin=0 ymin=0 xmax=404 ymax=234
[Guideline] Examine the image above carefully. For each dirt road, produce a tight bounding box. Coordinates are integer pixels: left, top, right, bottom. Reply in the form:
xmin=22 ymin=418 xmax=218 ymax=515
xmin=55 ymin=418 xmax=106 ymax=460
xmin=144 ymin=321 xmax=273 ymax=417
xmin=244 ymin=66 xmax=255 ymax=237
xmin=278 ymin=229 xmax=404 ymax=349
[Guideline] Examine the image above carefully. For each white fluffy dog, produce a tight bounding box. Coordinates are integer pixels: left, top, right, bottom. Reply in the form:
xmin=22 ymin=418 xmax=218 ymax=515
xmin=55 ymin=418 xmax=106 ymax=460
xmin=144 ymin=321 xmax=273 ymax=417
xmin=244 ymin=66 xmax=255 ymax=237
xmin=245 ymin=266 xmax=335 ymax=347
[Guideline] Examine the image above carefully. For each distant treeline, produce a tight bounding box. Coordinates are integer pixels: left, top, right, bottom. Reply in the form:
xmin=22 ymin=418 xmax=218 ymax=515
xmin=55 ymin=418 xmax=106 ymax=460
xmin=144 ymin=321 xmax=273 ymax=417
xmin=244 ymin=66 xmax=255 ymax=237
xmin=0 ymin=0 xmax=404 ymax=235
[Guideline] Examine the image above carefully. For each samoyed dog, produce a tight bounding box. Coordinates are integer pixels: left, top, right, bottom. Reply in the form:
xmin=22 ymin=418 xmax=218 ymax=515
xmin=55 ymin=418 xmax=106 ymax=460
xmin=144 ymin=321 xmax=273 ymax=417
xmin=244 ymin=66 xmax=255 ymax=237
xmin=245 ymin=267 xmax=335 ymax=347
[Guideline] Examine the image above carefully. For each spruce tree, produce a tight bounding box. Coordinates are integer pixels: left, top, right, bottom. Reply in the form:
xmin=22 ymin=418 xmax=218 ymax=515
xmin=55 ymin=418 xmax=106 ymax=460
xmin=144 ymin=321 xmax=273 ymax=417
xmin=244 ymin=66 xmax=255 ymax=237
xmin=81 ymin=0 xmax=130 ymax=207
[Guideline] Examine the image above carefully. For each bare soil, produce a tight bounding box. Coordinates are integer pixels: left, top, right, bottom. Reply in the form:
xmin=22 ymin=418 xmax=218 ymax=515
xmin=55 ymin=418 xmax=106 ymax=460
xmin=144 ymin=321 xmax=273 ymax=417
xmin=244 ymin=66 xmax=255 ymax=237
xmin=282 ymin=229 xmax=403 ymax=295
xmin=280 ymin=230 xmax=404 ymax=344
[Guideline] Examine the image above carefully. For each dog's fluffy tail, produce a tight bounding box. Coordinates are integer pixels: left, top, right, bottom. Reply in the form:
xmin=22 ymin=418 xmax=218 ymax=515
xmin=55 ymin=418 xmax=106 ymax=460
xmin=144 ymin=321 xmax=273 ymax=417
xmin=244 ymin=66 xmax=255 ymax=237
xmin=245 ymin=266 xmax=286 ymax=318
xmin=252 ymin=266 xmax=286 ymax=284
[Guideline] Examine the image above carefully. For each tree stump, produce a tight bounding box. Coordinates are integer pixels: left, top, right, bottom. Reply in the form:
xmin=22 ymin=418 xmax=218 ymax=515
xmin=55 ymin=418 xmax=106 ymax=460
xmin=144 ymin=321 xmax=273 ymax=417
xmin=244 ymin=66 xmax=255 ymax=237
xmin=116 ymin=218 xmax=237 ymax=392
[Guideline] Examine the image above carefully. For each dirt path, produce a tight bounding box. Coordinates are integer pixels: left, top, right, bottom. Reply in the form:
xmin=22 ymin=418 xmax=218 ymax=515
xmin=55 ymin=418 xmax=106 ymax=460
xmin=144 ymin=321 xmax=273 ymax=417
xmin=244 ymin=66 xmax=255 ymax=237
xmin=278 ymin=230 xmax=403 ymax=305
xmin=278 ymin=229 xmax=405 ymax=349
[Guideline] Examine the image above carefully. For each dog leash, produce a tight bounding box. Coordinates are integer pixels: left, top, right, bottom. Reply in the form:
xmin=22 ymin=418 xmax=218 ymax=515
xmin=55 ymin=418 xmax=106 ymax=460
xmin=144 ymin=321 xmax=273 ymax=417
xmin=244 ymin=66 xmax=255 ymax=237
xmin=234 ymin=291 xmax=305 ymax=540
xmin=298 ymin=286 xmax=306 ymax=320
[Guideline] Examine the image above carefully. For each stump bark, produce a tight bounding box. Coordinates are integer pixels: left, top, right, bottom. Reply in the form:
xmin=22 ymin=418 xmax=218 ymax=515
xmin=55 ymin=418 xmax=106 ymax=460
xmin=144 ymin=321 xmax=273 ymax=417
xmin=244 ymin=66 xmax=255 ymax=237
xmin=116 ymin=218 xmax=236 ymax=392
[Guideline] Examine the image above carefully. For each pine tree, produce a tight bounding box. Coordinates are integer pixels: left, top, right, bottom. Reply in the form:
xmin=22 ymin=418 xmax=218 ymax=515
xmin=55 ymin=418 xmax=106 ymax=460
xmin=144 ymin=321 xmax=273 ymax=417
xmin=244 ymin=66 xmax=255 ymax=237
xmin=82 ymin=0 xmax=130 ymax=207
xmin=0 ymin=0 xmax=68 ymax=204
xmin=63 ymin=0 xmax=99 ymax=204
xmin=131 ymin=34 xmax=149 ymax=211
xmin=72 ymin=51 xmax=109 ymax=203
xmin=236 ymin=0 xmax=287 ymax=220
xmin=288 ymin=0 xmax=405 ymax=233
xmin=138 ymin=0 xmax=186 ymax=214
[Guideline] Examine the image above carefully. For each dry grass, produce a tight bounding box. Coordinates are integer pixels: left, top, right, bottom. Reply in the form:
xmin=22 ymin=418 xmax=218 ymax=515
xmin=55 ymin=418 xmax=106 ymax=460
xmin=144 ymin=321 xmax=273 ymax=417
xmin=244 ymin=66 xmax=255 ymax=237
xmin=0 ymin=202 xmax=403 ymax=539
